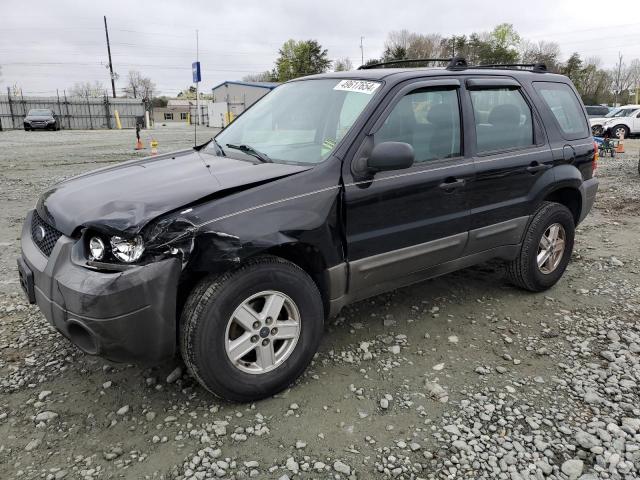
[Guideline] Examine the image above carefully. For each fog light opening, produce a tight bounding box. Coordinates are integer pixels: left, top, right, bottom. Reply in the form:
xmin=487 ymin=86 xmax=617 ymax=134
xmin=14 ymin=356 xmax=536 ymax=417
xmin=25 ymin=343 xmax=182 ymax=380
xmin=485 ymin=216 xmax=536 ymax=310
xmin=67 ymin=321 xmax=99 ymax=355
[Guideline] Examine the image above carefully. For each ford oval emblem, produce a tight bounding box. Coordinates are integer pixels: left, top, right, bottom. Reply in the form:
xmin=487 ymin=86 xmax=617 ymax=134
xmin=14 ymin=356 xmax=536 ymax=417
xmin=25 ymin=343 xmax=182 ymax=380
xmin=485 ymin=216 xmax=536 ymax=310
xmin=35 ymin=225 xmax=46 ymax=242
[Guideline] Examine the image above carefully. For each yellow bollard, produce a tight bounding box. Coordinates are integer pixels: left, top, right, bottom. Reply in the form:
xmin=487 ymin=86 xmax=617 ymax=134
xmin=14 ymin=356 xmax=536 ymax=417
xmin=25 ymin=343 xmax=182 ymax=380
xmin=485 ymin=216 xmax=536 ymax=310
xmin=186 ymin=112 xmax=190 ymax=124
xmin=150 ymin=139 xmax=158 ymax=155
xmin=114 ymin=110 xmax=122 ymax=130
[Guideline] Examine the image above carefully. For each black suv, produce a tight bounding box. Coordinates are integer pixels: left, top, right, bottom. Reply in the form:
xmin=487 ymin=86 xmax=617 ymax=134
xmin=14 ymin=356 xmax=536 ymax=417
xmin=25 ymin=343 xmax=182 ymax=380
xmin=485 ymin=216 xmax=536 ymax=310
xmin=18 ymin=59 xmax=598 ymax=401
xmin=24 ymin=108 xmax=60 ymax=131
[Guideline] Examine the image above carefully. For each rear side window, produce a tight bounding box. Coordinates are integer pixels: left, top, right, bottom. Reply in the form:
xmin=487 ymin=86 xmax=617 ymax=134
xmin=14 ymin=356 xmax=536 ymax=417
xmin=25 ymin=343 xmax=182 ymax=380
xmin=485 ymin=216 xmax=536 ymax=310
xmin=469 ymin=88 xmax=534 ymax=153
xmin=533 ymin=82 xmax=589 ymax=139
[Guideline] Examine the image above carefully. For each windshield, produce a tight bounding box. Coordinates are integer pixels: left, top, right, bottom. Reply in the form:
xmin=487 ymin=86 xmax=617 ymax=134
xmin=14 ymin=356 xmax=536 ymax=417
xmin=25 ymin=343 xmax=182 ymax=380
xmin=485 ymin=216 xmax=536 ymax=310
xmin=209 ymin=78 xmax=381 ymax=164
xmin=607 ymin=108 xmax=636 ymax=118
xmin=28 ymin=109 xmax=52 ymax=116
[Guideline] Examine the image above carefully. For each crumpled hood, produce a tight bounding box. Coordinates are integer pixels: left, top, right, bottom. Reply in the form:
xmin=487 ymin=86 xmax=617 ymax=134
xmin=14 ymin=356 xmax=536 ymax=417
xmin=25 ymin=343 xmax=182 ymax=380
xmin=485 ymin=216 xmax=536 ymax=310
xmin=38 ymin=149 xmax=310 ymax=236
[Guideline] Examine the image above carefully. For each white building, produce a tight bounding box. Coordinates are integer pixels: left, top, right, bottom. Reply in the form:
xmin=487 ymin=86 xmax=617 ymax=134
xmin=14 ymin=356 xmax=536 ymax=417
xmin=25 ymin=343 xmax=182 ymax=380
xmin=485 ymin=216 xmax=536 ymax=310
xmin=209 ymin=81 xmax=278 ymax=128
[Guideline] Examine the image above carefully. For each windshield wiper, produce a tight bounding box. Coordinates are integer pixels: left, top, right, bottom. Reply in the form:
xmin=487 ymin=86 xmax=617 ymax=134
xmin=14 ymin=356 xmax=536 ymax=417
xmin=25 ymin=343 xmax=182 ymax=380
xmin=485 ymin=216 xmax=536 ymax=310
xmin=212 ymin=138 xmax=226 ymax=156
xmin=226 ymin=143 xmax=272 ymax=163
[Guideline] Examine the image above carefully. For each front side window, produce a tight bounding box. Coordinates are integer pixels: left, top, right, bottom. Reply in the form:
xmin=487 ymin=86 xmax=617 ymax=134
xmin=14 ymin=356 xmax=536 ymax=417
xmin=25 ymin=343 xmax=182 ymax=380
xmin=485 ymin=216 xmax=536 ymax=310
xmin=533 ymin=82 xmax=589 ymax=138
xmin=164 ymin=112 xmax=174 ymax=120
xmin=211 ymin=79 xmax=380 ymax=165
xmin=374 ymin=88 xmax=461 ymax=163
xmin=470 ymin=88 xmax=534 ymax=153
xmin=180 ymin=112 xmax=188 ymax=120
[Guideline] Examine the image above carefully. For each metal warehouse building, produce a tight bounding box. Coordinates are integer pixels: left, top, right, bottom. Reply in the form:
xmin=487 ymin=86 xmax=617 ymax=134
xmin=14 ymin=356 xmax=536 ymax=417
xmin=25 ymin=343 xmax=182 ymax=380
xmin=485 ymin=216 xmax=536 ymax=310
xmin=208 ymin=81 xmax=278 ymax=128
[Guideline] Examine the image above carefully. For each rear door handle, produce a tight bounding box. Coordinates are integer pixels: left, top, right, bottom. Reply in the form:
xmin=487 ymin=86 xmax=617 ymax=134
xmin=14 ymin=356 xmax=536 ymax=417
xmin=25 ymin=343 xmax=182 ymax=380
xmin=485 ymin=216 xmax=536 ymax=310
xmin=439 ymin=178 xmax=465 ymax=192
xmin=526 ymin=162 xmax=552 ymax=174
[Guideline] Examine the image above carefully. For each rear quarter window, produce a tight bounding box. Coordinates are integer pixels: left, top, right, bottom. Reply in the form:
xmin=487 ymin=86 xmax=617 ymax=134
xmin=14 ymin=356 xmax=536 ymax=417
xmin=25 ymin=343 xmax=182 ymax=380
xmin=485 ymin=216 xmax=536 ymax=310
xmin=533 ymin=82 xmax=590 ymax=139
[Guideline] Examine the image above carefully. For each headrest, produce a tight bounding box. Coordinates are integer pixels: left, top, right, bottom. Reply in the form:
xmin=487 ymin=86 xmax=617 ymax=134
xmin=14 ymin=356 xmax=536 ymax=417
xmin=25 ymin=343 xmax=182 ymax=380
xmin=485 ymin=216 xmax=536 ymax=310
xmin=427 ymin=103 xmax=454 ymax=127
xmin=488 ymin=104 xmax=521 ymax=127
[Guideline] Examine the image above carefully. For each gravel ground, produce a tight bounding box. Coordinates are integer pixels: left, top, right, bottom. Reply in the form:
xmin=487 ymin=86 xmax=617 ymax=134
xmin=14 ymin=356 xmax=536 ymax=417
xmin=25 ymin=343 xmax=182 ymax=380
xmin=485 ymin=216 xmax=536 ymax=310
xmin=0 ymin=126 xmax=639 ymax=480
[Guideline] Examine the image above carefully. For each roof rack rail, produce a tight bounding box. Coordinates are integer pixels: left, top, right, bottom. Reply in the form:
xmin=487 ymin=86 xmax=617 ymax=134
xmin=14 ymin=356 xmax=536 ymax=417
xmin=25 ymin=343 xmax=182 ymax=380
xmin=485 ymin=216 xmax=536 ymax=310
xmin=474 ymin=62 xmax=548 ymax=73
xmin=358 ymin=57 xmax=467 ymax=70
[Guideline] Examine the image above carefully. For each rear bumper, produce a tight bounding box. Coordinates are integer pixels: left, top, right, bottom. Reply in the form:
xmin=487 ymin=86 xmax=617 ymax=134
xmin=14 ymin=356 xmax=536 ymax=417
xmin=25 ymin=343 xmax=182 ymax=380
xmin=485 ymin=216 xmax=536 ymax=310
xmin=578 ymin=177 xmax=599 ymax=224
xmin=19 ymin=210 xmax=181 ymax=363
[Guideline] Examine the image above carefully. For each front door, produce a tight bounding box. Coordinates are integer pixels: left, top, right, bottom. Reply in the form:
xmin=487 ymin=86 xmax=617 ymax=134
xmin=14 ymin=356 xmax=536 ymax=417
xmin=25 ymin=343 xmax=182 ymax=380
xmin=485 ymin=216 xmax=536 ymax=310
xmin=344 ymin=80 xmax=473 ymax=298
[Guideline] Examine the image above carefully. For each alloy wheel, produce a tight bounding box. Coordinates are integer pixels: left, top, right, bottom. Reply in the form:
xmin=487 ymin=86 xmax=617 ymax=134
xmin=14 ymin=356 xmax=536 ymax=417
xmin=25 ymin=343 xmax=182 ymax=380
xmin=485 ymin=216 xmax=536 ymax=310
xmin=224 ymin=290 xmax=301 ymax=374
xmin=537 ymin=223 xmax=566 ymax=274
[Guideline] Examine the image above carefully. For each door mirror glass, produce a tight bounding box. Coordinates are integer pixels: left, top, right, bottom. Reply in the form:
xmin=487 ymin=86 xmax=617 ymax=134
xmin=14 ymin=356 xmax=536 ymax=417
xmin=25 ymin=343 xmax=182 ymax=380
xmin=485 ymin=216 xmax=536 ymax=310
xmin=367 ymin=141 xmax=414 ymax=172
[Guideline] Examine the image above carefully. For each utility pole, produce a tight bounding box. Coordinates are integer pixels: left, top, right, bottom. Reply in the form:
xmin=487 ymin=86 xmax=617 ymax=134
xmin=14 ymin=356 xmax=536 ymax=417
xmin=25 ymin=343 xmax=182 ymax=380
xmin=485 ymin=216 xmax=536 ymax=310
xmin=195 ymin=29 xmax=199 ymax=145
xmin=360 ymin=36 xmax=364 ymax=66
xmin=104 ymin=16 xmax=116 ymax=98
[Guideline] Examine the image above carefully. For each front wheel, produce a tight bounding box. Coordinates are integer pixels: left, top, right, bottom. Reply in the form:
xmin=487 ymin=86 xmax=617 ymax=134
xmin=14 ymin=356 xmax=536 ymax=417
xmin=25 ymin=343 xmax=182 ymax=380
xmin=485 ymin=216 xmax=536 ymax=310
xmin=180 ymin=256 xmax=324 ymax=402
xmin=506 ymin=202 xmax=575 ymax=292
xmin=612 ymin=125 xmax=629 ymax=139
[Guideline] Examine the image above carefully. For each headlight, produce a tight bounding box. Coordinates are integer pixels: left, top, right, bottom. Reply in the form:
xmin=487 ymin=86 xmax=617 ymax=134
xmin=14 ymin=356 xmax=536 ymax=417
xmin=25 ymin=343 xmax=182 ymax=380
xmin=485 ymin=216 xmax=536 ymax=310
xmin=89 ymin=236 xmax=105 ymax=260
xmin=110 ymin=235 xmax=145 ymax=263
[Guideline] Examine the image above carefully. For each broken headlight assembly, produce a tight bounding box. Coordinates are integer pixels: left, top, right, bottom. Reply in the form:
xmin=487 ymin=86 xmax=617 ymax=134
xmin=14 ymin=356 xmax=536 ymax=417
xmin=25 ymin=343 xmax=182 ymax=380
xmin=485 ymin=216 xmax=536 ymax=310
xmin=110 ymin=235 xmax=145 ymax=263
xmin=86 ymin=233 xmax=145 ymax=264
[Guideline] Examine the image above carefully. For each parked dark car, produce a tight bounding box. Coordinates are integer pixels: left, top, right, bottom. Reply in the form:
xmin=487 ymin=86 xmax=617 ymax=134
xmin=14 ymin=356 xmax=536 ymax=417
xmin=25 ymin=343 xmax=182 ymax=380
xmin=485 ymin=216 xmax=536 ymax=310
xmin=18 ymin=59 xmax=598 ymax=401
xmin=24 ymin=108 xmax=60 ymax=131
xmin=585 ymin=105 xmax=610 ymax=118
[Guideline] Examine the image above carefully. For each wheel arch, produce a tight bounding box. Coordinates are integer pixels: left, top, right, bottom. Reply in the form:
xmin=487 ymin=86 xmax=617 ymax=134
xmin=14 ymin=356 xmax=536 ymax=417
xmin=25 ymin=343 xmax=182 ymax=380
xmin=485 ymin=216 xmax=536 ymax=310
xmin=542 ymin=186 xmax=582 ymax=224
xmin=258 ymin=243 xmax=331 ymax=317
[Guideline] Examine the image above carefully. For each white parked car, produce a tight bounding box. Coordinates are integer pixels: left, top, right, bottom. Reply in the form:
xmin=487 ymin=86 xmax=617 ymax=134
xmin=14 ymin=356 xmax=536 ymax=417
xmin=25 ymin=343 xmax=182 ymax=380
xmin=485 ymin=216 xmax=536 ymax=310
xmin=590 ymin=105 xmax=640 ymax=138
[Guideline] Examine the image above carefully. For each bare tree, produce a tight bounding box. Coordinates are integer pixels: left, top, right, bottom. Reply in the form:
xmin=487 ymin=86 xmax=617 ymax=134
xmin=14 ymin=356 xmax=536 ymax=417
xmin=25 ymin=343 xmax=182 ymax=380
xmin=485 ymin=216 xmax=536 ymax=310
xmin=406 ymin=33 xmax=444 ymax=59
xmin=383 ymin=30 xmax=446 ymax=62
xmin=242 ymin=71 xmax=277 ymax=82
xmin=70 ymin=81 xmax=106 ymax=98
xmin=519 ymin=40 xmax=561 ymax=71
xmin=611 ymin=53 xmax=635 ymax=105
xmin=333 ymin=57 xmax=353 ymax=72
xmin=123 ymin=70 xmax=156 ymax=100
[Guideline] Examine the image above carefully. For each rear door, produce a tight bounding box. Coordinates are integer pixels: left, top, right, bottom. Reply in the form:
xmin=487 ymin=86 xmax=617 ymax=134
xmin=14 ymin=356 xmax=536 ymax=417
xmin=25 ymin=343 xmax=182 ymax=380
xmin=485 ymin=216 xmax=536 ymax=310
xmin=343 ymin=79 xmax=473 ymax=297
xmin=464 ymin=77 xmax=552 ymax=255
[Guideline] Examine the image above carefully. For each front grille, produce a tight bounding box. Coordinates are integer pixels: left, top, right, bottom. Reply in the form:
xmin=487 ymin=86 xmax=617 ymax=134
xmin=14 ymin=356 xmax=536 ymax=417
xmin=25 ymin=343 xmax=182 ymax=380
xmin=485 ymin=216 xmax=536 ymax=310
xmin=31 ymin=211 xmax=62 ymax=257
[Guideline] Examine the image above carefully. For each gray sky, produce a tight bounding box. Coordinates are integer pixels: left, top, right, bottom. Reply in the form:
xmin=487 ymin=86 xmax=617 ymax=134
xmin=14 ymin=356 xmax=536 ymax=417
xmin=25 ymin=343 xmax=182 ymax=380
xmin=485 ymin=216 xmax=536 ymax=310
xmin=2 ymin=0 xmax=640 ymax=96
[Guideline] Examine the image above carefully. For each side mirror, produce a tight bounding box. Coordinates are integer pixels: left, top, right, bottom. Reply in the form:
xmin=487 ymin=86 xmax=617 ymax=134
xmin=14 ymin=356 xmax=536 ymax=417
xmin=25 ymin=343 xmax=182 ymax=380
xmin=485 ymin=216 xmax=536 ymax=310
xmin=367 ymin=141 xmax=414 ymax=172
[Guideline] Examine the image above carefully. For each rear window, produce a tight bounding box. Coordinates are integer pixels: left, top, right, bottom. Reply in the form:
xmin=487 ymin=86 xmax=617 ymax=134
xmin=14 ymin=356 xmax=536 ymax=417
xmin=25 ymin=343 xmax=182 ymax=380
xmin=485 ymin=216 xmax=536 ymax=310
xmin=533 ymin=82 xmax=589 ymax=139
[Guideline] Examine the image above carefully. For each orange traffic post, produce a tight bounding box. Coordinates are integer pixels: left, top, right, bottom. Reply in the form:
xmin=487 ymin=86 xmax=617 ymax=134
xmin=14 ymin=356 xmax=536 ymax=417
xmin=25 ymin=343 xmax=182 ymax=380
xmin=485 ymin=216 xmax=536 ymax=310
xmin=615 ymin=134 xmax=625 ymax=154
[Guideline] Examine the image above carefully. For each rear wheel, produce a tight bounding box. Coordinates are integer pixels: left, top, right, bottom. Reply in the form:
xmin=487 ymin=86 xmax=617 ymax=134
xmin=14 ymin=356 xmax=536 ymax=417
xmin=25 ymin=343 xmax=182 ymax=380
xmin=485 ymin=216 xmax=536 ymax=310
xmin=591 ymin=124 xmax=603 ymax=136
xmin=180 ymin=256 xmax=324 ymax=402
xmin=506 ymin=202 xmax=575 ymax=292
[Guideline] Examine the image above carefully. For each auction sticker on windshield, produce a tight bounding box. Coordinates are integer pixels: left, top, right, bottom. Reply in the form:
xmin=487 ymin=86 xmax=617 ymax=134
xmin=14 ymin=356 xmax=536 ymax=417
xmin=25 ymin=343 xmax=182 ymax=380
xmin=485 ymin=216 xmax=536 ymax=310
xmin=334 ymin=80 xmax=380 ymax=94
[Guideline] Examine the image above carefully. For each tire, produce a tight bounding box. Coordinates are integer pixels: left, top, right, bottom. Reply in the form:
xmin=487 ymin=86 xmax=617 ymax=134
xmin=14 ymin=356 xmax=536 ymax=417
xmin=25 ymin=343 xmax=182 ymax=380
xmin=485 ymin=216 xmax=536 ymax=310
xmin=611 ymin=125 xmax=629 ymax=139
xmin=591 ymin=125 xmax=603 ymax=136
xmin=506 ymin=202 xmax=575 ymax=292
xmin=24 ymin=127 xmax=30 ymax=131
xmin=180 ymin=256 xmax=324 ymax=402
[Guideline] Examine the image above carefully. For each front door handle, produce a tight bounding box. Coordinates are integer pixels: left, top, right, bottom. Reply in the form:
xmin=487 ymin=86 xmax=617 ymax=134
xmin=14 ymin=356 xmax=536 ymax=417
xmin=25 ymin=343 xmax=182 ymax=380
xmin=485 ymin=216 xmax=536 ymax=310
xmin=439 ymin=177 xmax=465 ymax=192
xmin=526 ymin=162 xmax=552 ymax=174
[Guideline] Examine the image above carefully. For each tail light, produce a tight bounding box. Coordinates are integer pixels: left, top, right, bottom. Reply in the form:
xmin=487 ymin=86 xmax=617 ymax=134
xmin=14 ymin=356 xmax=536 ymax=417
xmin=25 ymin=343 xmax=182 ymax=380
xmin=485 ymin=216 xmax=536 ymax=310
xmin=592 ymin=140 xmax=599 ymax=176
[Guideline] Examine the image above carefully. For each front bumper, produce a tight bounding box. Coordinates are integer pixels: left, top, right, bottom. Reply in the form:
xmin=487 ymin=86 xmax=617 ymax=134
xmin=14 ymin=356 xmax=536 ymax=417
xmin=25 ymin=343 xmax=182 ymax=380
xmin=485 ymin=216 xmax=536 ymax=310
xmin=24 ymin=122 xmax=54 ymax=129
xmin=578 ymin=177 xmax=599 ymax=224
xmin=19 ymin=210 xmax=181 ymax=363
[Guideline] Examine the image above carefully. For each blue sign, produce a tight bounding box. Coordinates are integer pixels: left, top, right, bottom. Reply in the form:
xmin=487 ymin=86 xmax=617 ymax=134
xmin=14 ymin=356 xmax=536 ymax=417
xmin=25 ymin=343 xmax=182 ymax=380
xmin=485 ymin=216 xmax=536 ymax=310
xmin=192 ymin=61 xmax=201 ymax=83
